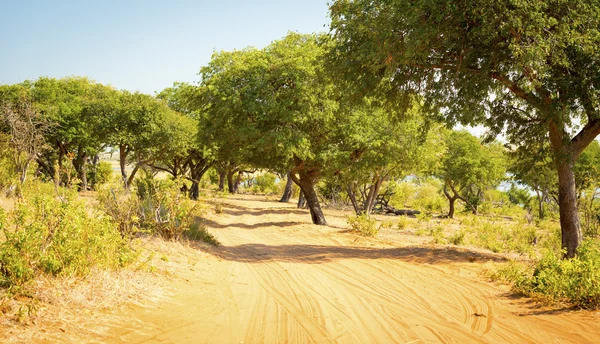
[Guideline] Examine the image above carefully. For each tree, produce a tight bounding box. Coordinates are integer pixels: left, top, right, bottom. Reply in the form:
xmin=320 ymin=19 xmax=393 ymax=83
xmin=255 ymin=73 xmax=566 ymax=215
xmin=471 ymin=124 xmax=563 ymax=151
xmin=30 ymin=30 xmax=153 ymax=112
xmin=437 ymin=130 xmax=506 ymax=218
xmin=198 ymin=34 xmax=341 ymax=225
xmin=157 ymin=83 xmax=213 ymax=199
xmin=329 ymin=0 xmax=600 ymax=257
xmin=1 ymin=101 xmax=50 ymax=188
xmin=339 ymin=99 xmax=433 ymax=215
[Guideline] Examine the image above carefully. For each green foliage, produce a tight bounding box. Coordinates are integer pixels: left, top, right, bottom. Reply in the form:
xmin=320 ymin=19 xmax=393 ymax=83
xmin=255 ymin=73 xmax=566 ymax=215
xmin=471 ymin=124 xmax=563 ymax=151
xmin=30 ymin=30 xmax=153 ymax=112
xmin=430 ymin=225 xmax=446 ymax=244
xmin=413 ymin=181 xmax=446 ymax=215
xmin=252 ymin=173 xmax=278 ymax=194
xmin=0 ymin=195 xmax=133 ymax=289
xmin=136 ymin=175 xmax=199 ymax=241
xmin=448 ymin=229 xmax=466 ymax=245
xmin=499 ymin=240 xmax=600 ymax=309
xmin=185 ymin=222 xmax=220 ymax=247
xmin=507 ymin=186 xmax=532 ymax=208
xmin=460 ymin=219 xmax=539 ymax=254
xmin=347 ymin=214 xmax=379 ymax=237
xmin=97 ymin=184 xmax=141 ymax=239
xmin=88 ymin=161 xmax=114 ymax=187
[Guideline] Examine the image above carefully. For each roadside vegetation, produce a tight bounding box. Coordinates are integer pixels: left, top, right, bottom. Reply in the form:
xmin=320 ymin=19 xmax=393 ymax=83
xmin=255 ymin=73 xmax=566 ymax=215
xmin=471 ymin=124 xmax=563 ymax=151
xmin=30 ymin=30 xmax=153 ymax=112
xmin=2 ymin=0 xmax=600 ymax=322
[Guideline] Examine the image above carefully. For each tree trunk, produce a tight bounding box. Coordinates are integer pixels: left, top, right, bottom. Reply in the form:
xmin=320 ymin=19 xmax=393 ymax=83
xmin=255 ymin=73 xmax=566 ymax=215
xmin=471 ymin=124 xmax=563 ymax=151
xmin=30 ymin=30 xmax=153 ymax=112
xmin=279 ymin=171 xmax=294 ymax=202
xmin=227 ymin=170 xmax=236 ymax=194
xmin=363 ymin=178 xmax=383 ymax=215
xmin=190 ymin=181 xmax=199 ymax=200
xmin=443 ymin=182 xmax=458 ymax=219
xmin=233 ymin=171 xmax=243 ymax=193
xmin=346 ymin=184 xmax=361 ymax=214
xmin=301 ymin=182 xmax=327 ymax=225
xmin=119 ymin=144 xmax=129 ymax=189
xmin=535 ymin=189 xmax=545 ymax=220
xmin=297 ymin=191 xmax=307 ymax=209
xmin=290 ymin=166 xmax=326 ymax=225
xmin=549 ymin=119 xmax=583 ymax=258
xmin=78 ymin=158 xmax=88 ymax=191
xmin=556 ymin=159 xmax=582 ymax=258
xmin=447 ymin=197 xmax=456 ymax=218
xmin=218 ymin=169 xmax=226 ymax=191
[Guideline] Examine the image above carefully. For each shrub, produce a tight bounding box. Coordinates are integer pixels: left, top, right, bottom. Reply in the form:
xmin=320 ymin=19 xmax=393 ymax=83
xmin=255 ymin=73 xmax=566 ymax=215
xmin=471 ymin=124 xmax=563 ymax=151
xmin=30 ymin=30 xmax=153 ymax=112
xmin=347 ymin=214 xmax=379 ymax=237
xmin=135 ymin=174 xmax=199 ymax=240
xmin=97 ymin=185 xmax=141 ymax=239
xmin=500 ymin=239 xmax=600 ymax=309
xmin=0 ymin=195 xmax=133 ymax=289
xmin=413 ymin=181 xmax=446 ymax=215
xmin=396 ymin=216 xmax=409 ymax=230
xmin=449 ymin=229 xmax=466 ymax=245
xmin=250 ymin=172 xmax=278 ymax=194
xmin=185 ymin=222 xmax=220 ymax=246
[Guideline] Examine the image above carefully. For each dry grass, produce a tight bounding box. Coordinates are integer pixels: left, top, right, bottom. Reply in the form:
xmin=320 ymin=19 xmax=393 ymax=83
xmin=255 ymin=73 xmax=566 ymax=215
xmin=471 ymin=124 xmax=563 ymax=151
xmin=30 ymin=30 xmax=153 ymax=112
xmin=0 ymin=236 xmax=210 ymax=343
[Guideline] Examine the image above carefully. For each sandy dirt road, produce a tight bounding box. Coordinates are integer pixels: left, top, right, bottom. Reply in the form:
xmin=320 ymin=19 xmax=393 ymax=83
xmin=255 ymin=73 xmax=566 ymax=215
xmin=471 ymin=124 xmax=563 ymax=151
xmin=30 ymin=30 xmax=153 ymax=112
xmin=103 ymin=196 xmax=600 ymax=343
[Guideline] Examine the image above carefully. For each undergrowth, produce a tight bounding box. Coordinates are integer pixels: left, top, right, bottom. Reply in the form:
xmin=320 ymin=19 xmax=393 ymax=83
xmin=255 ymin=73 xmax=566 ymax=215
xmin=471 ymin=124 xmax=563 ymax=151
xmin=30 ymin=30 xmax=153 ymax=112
xmin=492 ymin=239 xmax=600 ymax=309
xmin=0 ymin=195 xmax=135 ymax=290
xmin=347 ymin=214 xmax=379 ymax=237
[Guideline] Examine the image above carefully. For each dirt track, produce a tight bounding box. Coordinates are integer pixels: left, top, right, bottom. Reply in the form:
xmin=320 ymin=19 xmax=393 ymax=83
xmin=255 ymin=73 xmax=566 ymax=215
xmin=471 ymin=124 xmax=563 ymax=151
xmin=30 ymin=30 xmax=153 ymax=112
xmin=104 ymin=196 xmax=600 ymax=343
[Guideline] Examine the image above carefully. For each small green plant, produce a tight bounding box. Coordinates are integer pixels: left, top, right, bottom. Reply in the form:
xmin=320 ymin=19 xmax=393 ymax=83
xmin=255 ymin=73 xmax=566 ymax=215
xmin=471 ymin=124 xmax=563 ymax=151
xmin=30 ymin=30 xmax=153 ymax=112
xmin=185 ymin=222 xmax=220 ymax=246
xmin=347 ymin=214 xmax=379 ymax=237
xmin=136 ymin=174 xmax=200 ymax=240
xmin=449 ymin=229 xmax=466 ymax=245
xmin=396 ymin=216 xmax=408 ymax=230
xmin=214 ymin=202 xmax=223 ymax=214
xmin=430 ymin=224 xmax=446 ymax=244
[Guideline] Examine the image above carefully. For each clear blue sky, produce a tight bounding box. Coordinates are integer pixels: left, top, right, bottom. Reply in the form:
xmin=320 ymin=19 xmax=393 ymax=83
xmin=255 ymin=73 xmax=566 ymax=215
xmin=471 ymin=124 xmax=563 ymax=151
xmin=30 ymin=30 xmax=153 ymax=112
xmin=0 ymin=0 xmax=330 ymax=94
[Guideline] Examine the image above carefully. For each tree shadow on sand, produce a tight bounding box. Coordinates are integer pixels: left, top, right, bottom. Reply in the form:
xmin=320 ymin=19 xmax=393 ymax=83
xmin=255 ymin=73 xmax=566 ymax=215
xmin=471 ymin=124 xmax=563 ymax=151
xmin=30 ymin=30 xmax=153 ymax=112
xmin=202 ymin=243 xmax=507 ymax=265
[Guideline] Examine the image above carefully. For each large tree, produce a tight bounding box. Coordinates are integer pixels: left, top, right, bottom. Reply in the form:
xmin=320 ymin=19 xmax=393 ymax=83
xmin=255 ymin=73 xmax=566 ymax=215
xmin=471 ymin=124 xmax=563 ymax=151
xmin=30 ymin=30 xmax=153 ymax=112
xmin=199 ymin=33 xmax=340 ymax=225
xmin=329 ymin=0 xmax=600 ymax=257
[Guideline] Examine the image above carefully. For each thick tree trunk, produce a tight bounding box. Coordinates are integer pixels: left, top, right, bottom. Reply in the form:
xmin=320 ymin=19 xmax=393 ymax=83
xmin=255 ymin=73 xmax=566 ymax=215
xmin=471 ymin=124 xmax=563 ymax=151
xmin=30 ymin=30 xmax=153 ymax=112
xmin=290 ymin=166 xmax=326 ymax=225
xmin=549 ymin=119 xmax=583 ymax=258
xmin=189 ymin=181 xmax=199 ymax=200
xmin=279 ymin=171 xmax=294 ymax=202
xmin=448 ymin=197 xmax=456 ymax=218
xmin=556 ymin=159 xmax=582 ymax=258
xmin=301 ymin=181 xmax=327 ymax=225
xmin=227 ymin=171 xmax=237 ymax=194
xmin=363 ymin=178 xmax=383 ymax=215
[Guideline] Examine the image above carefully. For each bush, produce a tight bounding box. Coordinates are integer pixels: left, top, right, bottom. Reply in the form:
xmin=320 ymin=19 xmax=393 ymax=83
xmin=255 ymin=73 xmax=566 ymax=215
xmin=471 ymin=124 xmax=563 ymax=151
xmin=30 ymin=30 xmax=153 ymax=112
xmin=89 ymin=161 xmax=114 ymax=187
xmin=500 ymin=239 xmax=600 ymax=309
xmin=97 ymin=185 xmax=141 ymax=239
xmin=185 ymin=222 xmax=220 ymax=246
xmin=252 ymin=173 xmax=278 ymax=194
xmin=0 ymin=195 xmax=134 ymax=289
xmin=413 ymin=181 xmax=446 ymax=215
xmin=135 ymin=174 xmax=199 ymax=240
xmin=347 ymin=214 xmax=379 ymax=237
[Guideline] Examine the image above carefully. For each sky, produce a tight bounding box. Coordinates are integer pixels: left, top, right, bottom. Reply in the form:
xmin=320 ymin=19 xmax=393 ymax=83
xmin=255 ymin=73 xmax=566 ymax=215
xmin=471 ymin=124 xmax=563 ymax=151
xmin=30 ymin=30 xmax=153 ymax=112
xmin=0 ymin=0 xmax=330 ymax=94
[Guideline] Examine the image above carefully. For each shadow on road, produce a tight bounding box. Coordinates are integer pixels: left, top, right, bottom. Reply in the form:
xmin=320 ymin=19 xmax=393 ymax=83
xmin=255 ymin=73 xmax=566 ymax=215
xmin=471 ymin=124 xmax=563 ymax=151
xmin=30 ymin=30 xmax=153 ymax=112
xmin=202 ymin=243 xmax=507 ymax=265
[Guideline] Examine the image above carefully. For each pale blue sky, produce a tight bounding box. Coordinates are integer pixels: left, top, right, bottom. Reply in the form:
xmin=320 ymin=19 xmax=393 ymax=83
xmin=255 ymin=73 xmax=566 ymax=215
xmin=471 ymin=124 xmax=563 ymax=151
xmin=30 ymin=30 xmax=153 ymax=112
xmin=0 ymin=0 xmax=330 ymax=94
